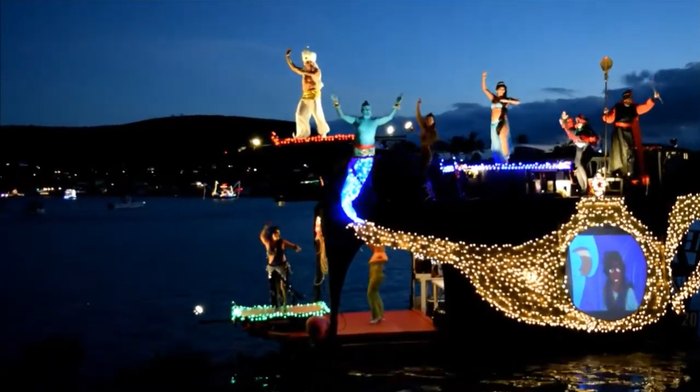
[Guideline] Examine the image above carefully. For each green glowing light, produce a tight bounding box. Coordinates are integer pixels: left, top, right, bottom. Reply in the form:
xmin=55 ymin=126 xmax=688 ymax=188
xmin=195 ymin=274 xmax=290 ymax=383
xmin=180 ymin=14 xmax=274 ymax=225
xmin=230 ymin=301 xmax=330 ymax=323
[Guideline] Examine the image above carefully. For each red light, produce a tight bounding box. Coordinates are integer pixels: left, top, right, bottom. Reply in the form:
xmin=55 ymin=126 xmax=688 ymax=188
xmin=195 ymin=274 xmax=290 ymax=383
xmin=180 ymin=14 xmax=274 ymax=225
xmin=270 ymin=131 xmax=355 ymax=146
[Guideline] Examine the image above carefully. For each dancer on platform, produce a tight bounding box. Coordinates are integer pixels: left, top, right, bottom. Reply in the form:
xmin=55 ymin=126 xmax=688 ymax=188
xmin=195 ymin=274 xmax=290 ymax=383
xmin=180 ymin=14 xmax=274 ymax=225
xmin=367 ymin=244 xmax=388 ymax=324
xmin=602 ymin=88 xmax=660 ymax=182
xmin=259 ymin=224 xmax=302 ymax=308
xmin=331 ymin=94 xmax=402 ymax=224
xmin=285 ymin=47 xmax=330 ymax=138
xmin=481 ymin=72 xmax=520 ymax=163
xmin=416 ymin=98 xmax=438 ymax=199
xmin=559 ymin=111 xmax=599 ymax=194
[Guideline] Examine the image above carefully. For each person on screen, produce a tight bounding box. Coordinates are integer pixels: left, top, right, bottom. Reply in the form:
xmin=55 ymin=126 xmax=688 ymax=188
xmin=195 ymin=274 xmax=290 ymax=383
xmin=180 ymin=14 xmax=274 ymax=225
xmin=569 ymin=246 xmax=599 ymax=309
xmin=602 ymin=250 xmax=639 ymax=313
xmin=260 ymin=224 xmax=302 ymax=308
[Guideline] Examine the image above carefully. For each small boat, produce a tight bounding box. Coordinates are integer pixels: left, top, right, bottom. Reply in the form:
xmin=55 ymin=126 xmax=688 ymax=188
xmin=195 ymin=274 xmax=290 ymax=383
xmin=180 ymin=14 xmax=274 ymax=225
xmin=0 ymin=189 xmax=24 ymax=198
xmin=63 ymin=189 xmax=77 ymax=200
xmin=228 ymin=208 xmax=444 ymax=349
xmin=211 ymin=180 xmax=242 ymax=200
xmin=108 ymin=197 xmax=146 ymax=210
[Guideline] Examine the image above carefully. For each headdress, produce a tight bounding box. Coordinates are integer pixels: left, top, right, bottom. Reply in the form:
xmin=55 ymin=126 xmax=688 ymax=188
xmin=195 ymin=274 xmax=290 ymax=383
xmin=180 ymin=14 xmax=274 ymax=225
xmin=301 ymin=48 xmax=317 ymax=63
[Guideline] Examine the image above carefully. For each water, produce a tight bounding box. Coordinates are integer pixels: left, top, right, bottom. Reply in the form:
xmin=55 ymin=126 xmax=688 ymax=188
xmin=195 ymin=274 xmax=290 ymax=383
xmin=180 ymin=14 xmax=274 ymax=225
xmin=0 ymin=196 xmax=698 ymax=391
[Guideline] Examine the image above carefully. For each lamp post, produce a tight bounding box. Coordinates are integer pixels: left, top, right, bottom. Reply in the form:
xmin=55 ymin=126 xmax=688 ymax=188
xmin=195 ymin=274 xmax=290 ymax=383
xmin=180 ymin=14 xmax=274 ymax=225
xmin=600 ymin=56 xmax=613 ymax=173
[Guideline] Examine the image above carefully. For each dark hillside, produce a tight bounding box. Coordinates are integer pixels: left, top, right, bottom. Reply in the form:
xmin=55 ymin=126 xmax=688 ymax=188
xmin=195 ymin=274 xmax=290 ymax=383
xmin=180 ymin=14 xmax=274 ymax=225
xmin=0 ymin=115 xmax=296 ymax=166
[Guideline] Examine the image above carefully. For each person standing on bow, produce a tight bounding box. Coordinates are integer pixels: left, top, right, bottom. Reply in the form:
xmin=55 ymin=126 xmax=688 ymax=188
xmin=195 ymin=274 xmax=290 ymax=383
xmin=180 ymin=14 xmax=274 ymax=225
xmin=602 ymin=88 xmax=660 ymax=182
xmin=367 ymin=244 xmax=388 ymax=324
xmin=559 ymin=112 xmax=599 ymax=194
xmin=312 ymin=209 xmax=328 ymax=302
xmin=285 ymin=47 xmax=330 ymax=138
xmin=416 ymin=98 xmax=438 ymax=200
xmin=481 ymin=72 xmax=520 ymax=163
xmin=331 ymin=93 xmax=402 ymax=224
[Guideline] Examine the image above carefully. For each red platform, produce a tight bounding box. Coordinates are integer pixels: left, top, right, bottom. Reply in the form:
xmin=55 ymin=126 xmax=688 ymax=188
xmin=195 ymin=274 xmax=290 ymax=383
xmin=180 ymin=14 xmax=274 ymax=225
xmin=258 ymin=309 xmax=437 ymax=345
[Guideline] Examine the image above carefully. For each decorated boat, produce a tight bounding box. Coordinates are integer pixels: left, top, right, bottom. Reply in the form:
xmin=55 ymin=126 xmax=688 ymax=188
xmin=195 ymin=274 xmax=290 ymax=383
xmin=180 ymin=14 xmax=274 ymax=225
xmin=63 ymin=188 xmax=77 ymax=200
xmin=211 ymin=180 xmax=243 ymax=200
xmin=234 ymin=131 xmax=700 ymax=353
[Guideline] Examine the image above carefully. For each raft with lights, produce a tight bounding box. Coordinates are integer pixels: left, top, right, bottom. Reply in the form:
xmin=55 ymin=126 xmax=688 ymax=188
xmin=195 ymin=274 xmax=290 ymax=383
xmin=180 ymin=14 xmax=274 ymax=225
xmin=230 ymin=301 xmax=330 ymax=338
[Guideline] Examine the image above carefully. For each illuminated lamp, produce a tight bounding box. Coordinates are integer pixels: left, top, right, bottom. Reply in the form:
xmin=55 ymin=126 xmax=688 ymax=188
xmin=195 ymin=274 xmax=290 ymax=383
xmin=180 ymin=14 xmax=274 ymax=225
xmin=348 ymin=194 xmax=700 ymax=333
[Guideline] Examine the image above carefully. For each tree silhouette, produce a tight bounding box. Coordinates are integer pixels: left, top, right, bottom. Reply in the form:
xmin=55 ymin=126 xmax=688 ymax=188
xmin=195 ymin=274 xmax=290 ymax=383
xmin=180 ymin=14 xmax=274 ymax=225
xmin=448 ymin=132 xmax=485 ymax=153
xmin=516 ymin=134 xmax=530 ymax=145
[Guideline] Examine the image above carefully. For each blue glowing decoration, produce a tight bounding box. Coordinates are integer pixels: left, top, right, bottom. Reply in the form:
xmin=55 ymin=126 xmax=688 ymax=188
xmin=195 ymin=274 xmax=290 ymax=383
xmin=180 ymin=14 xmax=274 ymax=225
xmin=340 ymin=157 xmax=374 ymax=223
xmin=439 ymin=160 xmax=572 ymax=174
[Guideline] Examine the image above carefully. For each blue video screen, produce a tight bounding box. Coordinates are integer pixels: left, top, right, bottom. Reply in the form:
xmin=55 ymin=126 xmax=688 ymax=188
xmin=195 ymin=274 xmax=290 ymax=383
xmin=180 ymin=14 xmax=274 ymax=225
xmin=566 ymin=226 xmax=647 ymax=321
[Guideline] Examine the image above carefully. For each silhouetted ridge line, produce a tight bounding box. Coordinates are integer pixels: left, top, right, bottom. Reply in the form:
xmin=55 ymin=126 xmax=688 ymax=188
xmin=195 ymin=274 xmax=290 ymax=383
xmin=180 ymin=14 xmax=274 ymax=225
xmin=0 ymin=115 xmax=296 ymax=164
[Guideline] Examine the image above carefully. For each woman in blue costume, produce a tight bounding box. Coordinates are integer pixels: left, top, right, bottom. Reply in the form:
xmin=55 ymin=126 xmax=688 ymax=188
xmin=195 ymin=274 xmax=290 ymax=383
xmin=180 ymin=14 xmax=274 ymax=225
xmin=481 ymin=72 xmax=520 ymax=163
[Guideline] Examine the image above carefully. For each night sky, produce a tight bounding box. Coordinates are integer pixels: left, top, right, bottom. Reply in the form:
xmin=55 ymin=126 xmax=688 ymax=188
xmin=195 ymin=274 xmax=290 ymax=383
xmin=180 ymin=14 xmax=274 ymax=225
xmin=1 ymin=0 xmax=699 ymax=148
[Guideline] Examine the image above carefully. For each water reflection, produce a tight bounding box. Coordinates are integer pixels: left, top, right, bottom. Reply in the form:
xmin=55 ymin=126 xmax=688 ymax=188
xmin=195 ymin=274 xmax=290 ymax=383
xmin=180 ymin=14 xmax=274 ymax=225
xmin=229 ymin=347 xmax=698 ymax=391
xmin=481 ymin=352 xmax=693 ymax=391
xmin=326 ymin=351 xmax=697 ymax=392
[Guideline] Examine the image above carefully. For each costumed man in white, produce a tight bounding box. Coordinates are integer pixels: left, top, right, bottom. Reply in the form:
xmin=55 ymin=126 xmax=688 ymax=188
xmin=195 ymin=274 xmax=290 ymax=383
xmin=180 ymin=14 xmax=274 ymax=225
xmin=285 ymin=47 xmax=330 ymax=138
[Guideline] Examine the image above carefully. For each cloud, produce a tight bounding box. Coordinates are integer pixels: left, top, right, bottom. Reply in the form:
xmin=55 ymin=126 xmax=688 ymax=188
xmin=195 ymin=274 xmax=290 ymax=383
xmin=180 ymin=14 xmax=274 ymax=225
xmin=431 ymin=62 xmax=700 ymax=151
xmin=542 ymin=87 xmax=576 ymax=97
xmin=324 ymin=63 xmax=700 ymax=151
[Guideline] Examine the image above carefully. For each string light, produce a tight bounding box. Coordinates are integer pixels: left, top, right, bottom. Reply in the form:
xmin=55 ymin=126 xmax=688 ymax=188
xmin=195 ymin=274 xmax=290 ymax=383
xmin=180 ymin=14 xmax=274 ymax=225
xmin=230 ymin=301 xmax=330 ymax=323
xmin=340 ymin=157 xmax=374 ymax=223
xmin=667 ymin=194 xmax=700 ymax=314
xmin=350 ymin=194 xmax=700 ymax=333
xmin=440 ymin=160 xmax=573 ymax=174
xmin=271 ymin=132 xmax=355 ymax=146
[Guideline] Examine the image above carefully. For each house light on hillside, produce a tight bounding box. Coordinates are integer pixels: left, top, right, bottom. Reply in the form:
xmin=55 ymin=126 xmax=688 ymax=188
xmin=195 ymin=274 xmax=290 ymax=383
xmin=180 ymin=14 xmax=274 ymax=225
xmin=250 ymin=137 xmax=262 ymax=148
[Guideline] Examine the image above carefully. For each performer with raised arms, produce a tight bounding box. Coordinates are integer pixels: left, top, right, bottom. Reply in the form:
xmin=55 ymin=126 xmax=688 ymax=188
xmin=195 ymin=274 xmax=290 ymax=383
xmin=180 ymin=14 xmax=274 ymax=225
xmin=481 ymin=72 xmax=520 ymax=163
xmin=559 ymin=111 xmax=599 ymax=194
xmin=285 ymin=47 xmax=330 ymax=138
xmin=602 ymin=88 xmax=660 ymax=182
xmin=331 ymin=93 xmax=402 ymax=224
xmin=416 ymin=98 xmax=438 ymax=200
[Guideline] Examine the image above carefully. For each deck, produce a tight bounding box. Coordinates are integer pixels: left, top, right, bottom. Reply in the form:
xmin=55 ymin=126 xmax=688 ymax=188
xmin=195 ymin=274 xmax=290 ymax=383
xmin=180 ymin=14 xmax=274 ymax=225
xmin=245 ymin=309 xmax=438 ymax=345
